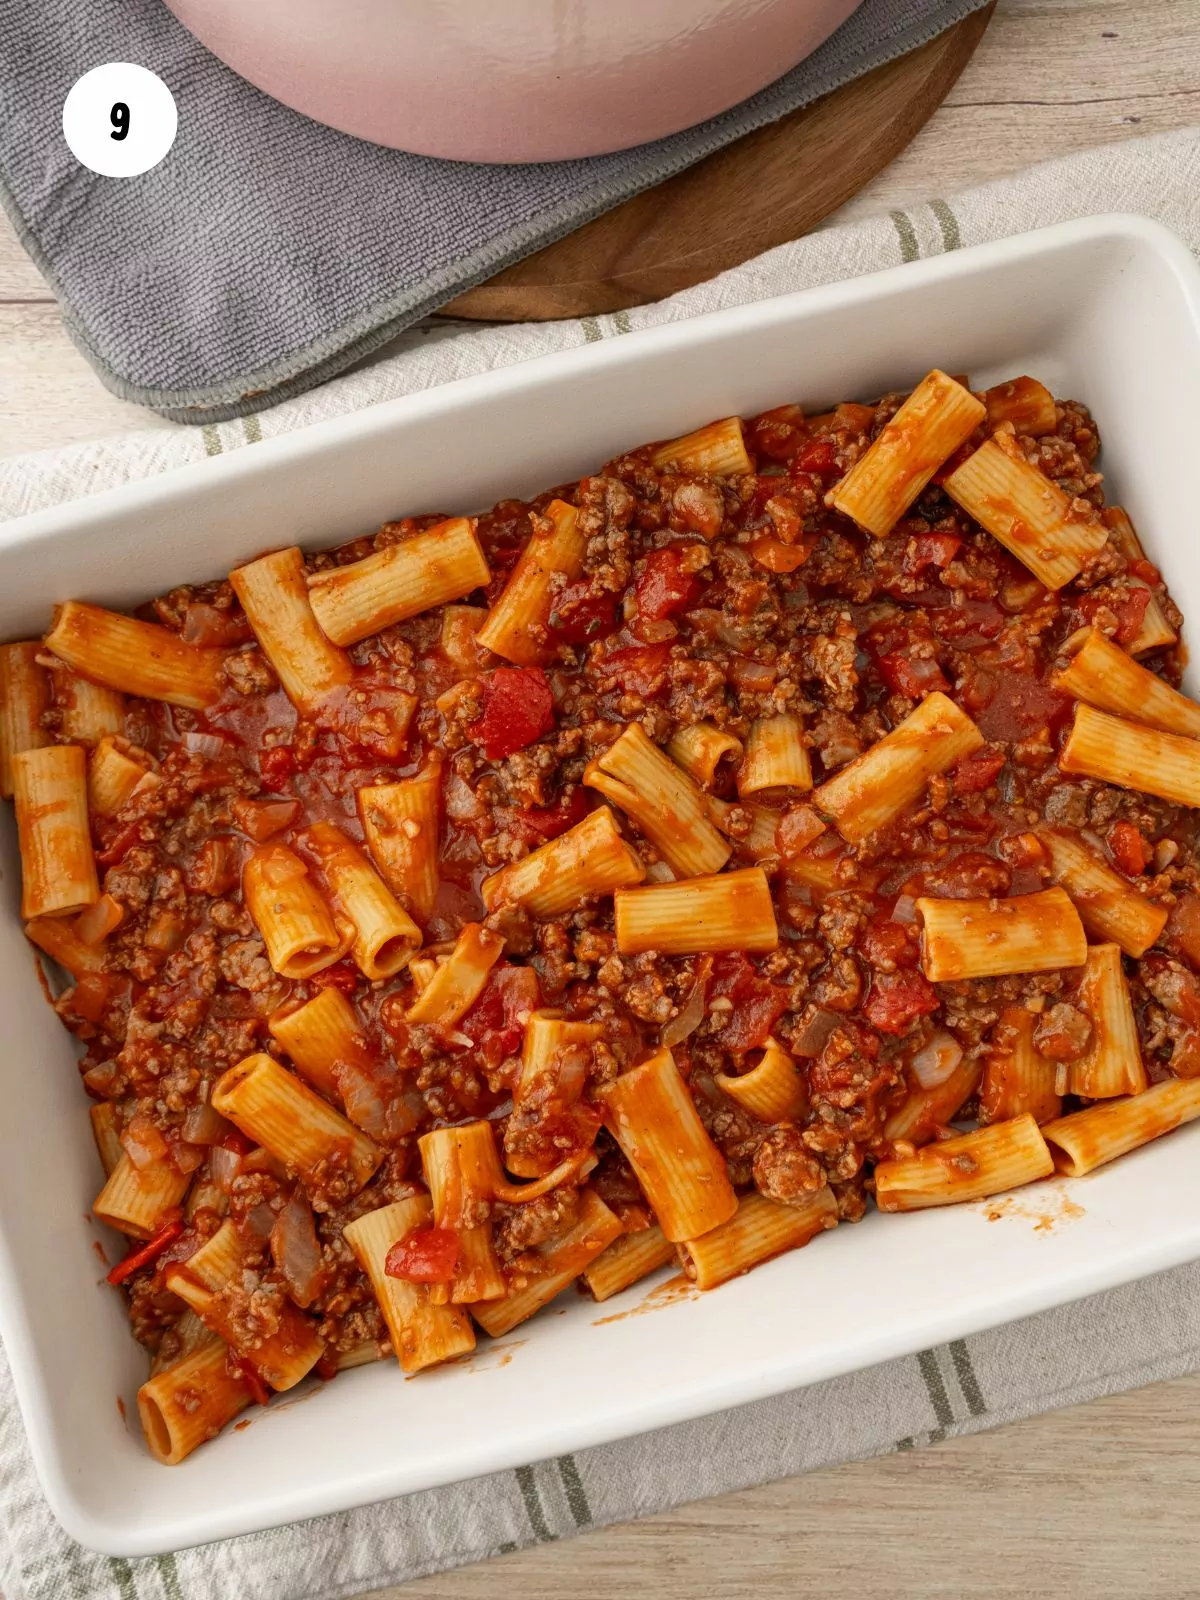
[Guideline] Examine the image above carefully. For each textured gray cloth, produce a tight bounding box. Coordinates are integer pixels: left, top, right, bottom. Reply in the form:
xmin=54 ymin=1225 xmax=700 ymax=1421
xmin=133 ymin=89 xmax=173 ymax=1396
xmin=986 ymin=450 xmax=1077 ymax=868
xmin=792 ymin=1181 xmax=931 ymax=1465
xmin=0 ymin=0 xmax=989 ymax=423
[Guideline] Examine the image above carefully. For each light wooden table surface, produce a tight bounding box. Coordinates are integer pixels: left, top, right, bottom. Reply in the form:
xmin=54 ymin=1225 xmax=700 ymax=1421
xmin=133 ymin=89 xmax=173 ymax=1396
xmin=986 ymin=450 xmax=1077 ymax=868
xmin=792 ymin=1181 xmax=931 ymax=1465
xmin=3 ymin=1 xmax=1199 ymax=1593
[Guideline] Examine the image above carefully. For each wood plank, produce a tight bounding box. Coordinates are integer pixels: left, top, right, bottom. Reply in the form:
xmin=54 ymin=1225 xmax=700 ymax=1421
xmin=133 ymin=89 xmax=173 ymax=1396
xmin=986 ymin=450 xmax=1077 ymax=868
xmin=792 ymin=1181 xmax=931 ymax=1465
xmin=379 ymin=1371 xmax=1200 ymax=1599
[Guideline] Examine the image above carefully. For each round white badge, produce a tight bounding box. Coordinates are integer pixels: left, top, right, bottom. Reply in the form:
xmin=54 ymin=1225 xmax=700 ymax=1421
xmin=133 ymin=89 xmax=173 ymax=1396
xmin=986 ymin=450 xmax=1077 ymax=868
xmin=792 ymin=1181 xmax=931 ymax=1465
xmin=62 ymin=63 xmax=178 ymax=178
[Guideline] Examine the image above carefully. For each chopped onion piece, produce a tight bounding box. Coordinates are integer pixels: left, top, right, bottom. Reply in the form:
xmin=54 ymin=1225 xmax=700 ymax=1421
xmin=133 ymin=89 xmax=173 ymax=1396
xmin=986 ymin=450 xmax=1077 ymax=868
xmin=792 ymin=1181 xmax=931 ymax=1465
xmin=661 ymin=975 xmax=707 ymax=1048
xmin=909 ymin=1030 xmax=964 ymax=1090
xmin=891 ymin=894 xmax=918 ymax=925
xmin=181 ymin=731 xmax=227 ymax=759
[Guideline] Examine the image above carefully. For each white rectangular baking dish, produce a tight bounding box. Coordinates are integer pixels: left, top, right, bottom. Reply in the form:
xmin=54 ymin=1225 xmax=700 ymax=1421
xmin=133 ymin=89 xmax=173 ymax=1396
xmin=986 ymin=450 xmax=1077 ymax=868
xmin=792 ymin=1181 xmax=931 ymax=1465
xmin=2 ymin=213 xmax=1199 ymax=1557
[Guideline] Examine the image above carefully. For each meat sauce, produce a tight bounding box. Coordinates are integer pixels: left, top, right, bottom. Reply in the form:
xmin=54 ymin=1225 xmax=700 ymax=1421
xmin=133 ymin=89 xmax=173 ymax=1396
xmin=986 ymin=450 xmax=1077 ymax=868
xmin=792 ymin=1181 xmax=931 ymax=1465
xmin=45 ymin=388 xmax=1200 ymax=1372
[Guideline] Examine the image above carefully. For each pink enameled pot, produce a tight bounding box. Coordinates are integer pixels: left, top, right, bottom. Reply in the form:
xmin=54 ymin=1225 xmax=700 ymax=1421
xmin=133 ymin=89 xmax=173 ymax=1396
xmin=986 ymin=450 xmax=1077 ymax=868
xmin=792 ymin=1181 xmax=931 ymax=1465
xmin=163 ymin=0 xmax=864 ymax=162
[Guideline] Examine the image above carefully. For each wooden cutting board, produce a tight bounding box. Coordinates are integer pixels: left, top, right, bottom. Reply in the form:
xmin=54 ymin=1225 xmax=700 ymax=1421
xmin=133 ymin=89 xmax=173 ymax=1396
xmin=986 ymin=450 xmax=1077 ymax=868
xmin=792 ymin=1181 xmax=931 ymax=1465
xmin=442 ymin=5 xmax=993 ymax=323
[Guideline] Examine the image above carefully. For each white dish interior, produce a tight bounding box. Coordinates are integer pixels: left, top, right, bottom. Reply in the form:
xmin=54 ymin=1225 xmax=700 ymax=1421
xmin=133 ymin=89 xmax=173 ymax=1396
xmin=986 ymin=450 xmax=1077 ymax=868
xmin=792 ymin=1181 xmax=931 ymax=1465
xmin=1 ymin=214 xmax=1199 ymax=1555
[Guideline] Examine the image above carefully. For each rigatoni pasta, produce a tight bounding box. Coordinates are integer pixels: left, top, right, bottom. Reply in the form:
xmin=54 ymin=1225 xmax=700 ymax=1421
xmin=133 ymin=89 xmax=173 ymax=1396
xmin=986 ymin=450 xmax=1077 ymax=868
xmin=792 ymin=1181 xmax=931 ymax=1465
xmin=829 ymin=370 xmax=985 ymax=537
xmin=917 ymin=888 xmax=1087 ymax=983
xmin=16 ymin=371 xmax=1200 ymax=1468
xmin=307 ymin=517 xmax=490 ymax=645
xmin=44 ymin=601 xmax=226 ymax=709
xmin=943 ymin=436 xmax=1109 ymax=588
xmin=813 ymin=692 xmax=983 ymax=843
xmin=584 ymin=722 xmax=730 ymax=878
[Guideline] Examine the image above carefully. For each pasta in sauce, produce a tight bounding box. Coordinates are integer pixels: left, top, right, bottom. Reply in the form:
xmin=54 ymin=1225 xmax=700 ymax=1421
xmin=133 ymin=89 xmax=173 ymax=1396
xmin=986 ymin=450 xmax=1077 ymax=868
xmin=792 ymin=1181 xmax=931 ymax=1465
xmin=7 ymin=369 xmax=1200 ymax=1464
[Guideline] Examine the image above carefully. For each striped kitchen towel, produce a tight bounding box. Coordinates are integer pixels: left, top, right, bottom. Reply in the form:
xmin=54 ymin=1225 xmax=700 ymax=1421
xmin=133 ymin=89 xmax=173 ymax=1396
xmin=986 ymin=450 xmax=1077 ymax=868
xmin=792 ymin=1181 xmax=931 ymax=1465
xmin=0 ymin=126 xmax=1199 ymax=1600
xmin=1 ymin=126 xmax=1197 ymax=521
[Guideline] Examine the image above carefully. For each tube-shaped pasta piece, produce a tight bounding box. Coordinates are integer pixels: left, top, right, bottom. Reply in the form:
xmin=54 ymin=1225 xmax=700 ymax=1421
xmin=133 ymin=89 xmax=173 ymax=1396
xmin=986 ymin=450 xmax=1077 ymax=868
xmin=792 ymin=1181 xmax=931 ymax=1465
xmin=418 ymin=1123 xmax=507 ymax=1304
xmin=884 ymin=1056 xmax=981 ymax=1144
xmin=979 ymin=1009 xmax=1061 ymax=1126
xmin=406 ymin=922 xmax=503 ymax=1025
xmin=1041 ymin=1077 xmax=1200 ymax=1177
xmin=476 ymin=500 xmax=584 ymax=665
xmin=650 ymin=417 xmax=751 ymax=478
xmin=164 ymin=1266 xmax=324 ymax=1391
xmin=982 ymin=376 xmax=1058 ymax=437
xmin=211 ymin=1053 xmax=383 ymax=1194
xmin=138 ymin=1340 xmax=253 ymax=1465
xmin=184 ymin=1218 xmax=244 ymax=1289
xmin=336 ymin=1340 xmax=387 ymax=1371
xmin=585 ymin=724 xmax=730 ymax=878
xmin=715 ymin=1036 xmax=807 ymax=1123
xmin=87 ymin=736 xmax=159 ymax=817
xmin=917 ymin=888 xmax=1086 ymax=982
xmin=1039 ymin=828 xmax=1168 ymax=958
xmin=1052 ymin=628 xmax=1200 ymax=739
xmin=229 ymin=547 xmax=354 ymax=711
xmin=45 ymin=602 xmax=226 ymax=709
xmin=1070 ymin=943 xmax=1147 ymax=1099
xmin=875 ymin=1113 xmax=1054 ymax=1211
xmin=0 ymin=642 xmax=49 ymax=798
xmin=737 ymin=715 xmax=812 ymax=796
xmin=93 ymin=1152 xmax=191 ymax=1238
xmin=829 ymin=371 xmax=985 ymax=537
xmin=507 ymin=1012 xmax=605 ymax=1178
xmin=1102 ymin=507 xmax=1177 ymax=656
xmin=943 ymin=438 xmax=1108 ymax=589
xmin=13 ymin=745 xmax=99 ymax=919
xmin=481 ymin=805 xmax=644 ymax=917
xmin=25 ymin=915 xmax=104 ymax=979
xmin=667 ymin=723 xmax=743 ymax=788
xmin=814 ymin=692 xmax=983 ymax=844
xmin=243 ymin=843 xmax=351 ymax=979
xmin=357 ymin=764 xmax=442 ymax=922
xmin=1060 ymin=704 xmax=1200 ymax=809
xmin=614 ymin=867 xmax=778 ymax=957
xmin=469 ymin=1188 xmax=623 ymax=1337
xmin=343 ymin=1195 xmax=476 ymax=1371
xmin=90 ymin=1102 xmax=123 ymax=1176
xmin=269 ymin=987 xmax=374 ymax=1101
xmin=680 ymin=1188 xmax=838 ymax=1290
xmin=51 ymin=669 xmax=125 ymax=746
xmin=301 ymin=822 xmax=421 ymax=980
xmin=580 ymin=1224 xmax=676 ymax=1302
xmin=600 ymin=1047 xmax=737 ymax=1241
xmin=307 ymin=518 xmax=490 ymax=647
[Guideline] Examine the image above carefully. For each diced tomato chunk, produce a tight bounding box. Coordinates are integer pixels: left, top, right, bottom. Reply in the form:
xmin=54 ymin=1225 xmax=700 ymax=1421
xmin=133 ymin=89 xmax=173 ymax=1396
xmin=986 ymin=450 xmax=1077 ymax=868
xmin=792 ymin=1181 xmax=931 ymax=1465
xmin=636 ymin=547 xmax=700 ymax=622
xmin=859 ymin=919 xmax=918 ymax=971
xmin=708 ymin=952 xmax=788 ymax=1053
xmin=1077 ymin=585 xmax=1151 ymax=648
xmin=385 ymin=1227 xmax=460 ymax=1283
xmin=461 ymin=964 xmax=542 ymax=1069
xmin=600 ymin=641 xmax=673 ymax=699
xmin=310 ymin=960 xmax=361 ymax=993
xmin=509 ymin=787 xmax=588 ymax=844
xmin=259 ymin=746 xmax=296 ymax=790
xmin=468 ymin=666 xmax=555 ymax=760
xmin=951 ymin=748 xmax=1006 ymax=795
xmin=1107 ymin=820 xmax=1149 ymax=877
xmin=746 ymin=404 xmax=806 ymax=463
xmin=877 ymin=651 xmax=949 ymax=698
xmin=902 ymin=532 xmax=962 ymax=575
xmin=795 ymin=437 xmax=839 ymax=477
xmin=546 ymin=583 xmax=616 ymax=646
xmin=863 ymin=971 xmax=939 ymax=1035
